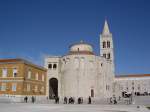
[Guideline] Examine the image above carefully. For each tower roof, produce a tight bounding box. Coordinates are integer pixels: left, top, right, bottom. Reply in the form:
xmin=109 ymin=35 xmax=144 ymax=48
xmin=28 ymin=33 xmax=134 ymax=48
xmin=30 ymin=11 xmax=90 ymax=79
xmin=102 ymin=20 xmax=110 ymax=35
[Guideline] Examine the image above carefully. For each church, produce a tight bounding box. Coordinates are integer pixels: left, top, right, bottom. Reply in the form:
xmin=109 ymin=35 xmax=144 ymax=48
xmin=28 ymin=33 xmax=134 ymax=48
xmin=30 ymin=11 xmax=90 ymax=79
xmin=45 ymin=20 xmax=150 ymax=102
xmin=45 ymin=20 xmax=115 ymax=100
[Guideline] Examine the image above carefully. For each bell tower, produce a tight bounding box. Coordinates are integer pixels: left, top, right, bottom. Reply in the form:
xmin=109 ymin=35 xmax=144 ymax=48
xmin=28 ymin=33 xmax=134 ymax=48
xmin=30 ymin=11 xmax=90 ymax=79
xmin=100 ymin=20 xmax=114 ymax=63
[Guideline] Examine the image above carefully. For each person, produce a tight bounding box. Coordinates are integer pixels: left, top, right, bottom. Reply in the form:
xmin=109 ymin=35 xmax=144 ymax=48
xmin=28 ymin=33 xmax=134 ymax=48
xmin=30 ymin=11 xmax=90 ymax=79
xmin=69 ymin=97 xmax=72 ymax=104
xmin=64 ymin=97 xmax=67 ymax=104
xmin=88 ymin=96 xmax=91 ymax=104
xmin=26 ymin=97 xmax=27 ymax=103
xmin=118 ymin=96 xmax=121 ymax=101
xmin=57 ymin=96 xmax=59 ymax=104
xmin=110 ymin=97 xmax=112 ymax=104
xmin=32 ymin=96 xmax=35 ymax=103
xmin=54 ymin=96 xmax=57 ymax=104
xmin=81 ymin=97 xmax=83 ymax=104
xmin=78 ymin=97 xmax=81 ymax=104
xmin=113 ymin=96 xmax=117 ymax=104
xmin=24 ymin=96 xmax=28 ymax=103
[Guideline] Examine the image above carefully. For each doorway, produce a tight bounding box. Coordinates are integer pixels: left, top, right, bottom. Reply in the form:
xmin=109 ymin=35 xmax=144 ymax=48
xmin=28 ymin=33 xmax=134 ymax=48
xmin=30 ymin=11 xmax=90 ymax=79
xmin=49 ymin=78 xmax=58 ymax=99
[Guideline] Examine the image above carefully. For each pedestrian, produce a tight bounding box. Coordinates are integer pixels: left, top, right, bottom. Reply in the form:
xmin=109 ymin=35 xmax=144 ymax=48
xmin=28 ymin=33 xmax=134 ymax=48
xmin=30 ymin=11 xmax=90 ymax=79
xmin=24 ymin=96 xmax=27 ymax=103
xmin=88 ymin=96 xmax=91 ymax=104
xmin=57 ymin=96 xmax=59 ymax=104
xmin=113 ymin=96 xmax=117 ymax=104
xmin=32 ymin=96 xmax=35 ymax=103
xmin=54 ymin=96 xmax=57 ymax=104
xmin=25 ymin=96 xmax=28 ymax=103
xmin=69 ymin=97 xmax=71 ymax=104
xmin=78 ymin=97 xmax=81 ymax=104
xmin=64 ymin=97 xmax=67 ymax=104
xmin=110 ymin=97 xmax=112 ymax=104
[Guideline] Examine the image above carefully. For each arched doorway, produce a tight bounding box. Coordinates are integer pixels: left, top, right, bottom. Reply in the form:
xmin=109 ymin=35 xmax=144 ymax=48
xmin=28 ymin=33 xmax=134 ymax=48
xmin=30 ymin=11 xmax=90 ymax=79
xmin=49 ymin=78 xmax=58 ymax=99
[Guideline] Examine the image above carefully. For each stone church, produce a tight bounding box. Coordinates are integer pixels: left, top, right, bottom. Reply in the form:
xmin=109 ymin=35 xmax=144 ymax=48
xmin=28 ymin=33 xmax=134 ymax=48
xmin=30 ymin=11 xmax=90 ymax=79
xmin=45 ymin=20 xmax=115 ymax=100
xmin=45 ymin=20 xmax=150 ymax=101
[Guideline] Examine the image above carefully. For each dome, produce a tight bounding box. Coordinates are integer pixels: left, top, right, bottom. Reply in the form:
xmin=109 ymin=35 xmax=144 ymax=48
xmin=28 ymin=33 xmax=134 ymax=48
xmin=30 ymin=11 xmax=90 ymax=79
xmin=69 ymin=41 xmax=94 ymax=55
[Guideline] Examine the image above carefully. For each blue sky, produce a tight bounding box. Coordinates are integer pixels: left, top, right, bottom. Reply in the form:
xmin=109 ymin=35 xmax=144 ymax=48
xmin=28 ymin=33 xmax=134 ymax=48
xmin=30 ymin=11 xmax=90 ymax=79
xmin=0 ymin=0 xmax=150 ymax=75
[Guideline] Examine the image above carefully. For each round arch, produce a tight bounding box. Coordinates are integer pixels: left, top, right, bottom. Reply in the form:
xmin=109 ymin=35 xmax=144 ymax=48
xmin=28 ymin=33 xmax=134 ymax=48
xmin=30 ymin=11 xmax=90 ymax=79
xmin=49 ymin=78 xmax=58 ymax=99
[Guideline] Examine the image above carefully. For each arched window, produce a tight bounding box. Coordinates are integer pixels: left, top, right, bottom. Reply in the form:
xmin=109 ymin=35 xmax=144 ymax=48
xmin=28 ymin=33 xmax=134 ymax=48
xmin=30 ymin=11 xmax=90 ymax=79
xmin=107 ymin=41 xmax=110 ymax=48
xmin=103 ymin=54 xmax=106 ymax=58
xmin=13 ymin=68 xmax=18 ymax=77
xmin=102 ymin=41 xmax=106 ymax=48
xmin=48 ymin=64 xmax=52 ymax=69
xmin=107 ymin=53 xmax=110 ymax=59
xmin=91 ymin=89 xmax=94 ymax=97
xmin=53 ymin=64 xmax=57 ymax=69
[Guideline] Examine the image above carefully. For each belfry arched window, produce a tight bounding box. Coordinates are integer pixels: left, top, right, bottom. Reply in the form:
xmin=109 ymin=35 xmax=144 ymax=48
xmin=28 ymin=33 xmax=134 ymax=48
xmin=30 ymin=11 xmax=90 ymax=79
xmin=107 ymin=53 xmax=110 ymax=59
xmin=48 ymin=64 xmax=52 ymax=69
xmin=102 ymin=41 xmax=106 ymax=48
xmin=103 ymin=54 xmax=106 ymax=58
xmin=107 ymin=41 xmax=110 ymax=48
xmin=53 ymin=64 xmax=57 ymax=69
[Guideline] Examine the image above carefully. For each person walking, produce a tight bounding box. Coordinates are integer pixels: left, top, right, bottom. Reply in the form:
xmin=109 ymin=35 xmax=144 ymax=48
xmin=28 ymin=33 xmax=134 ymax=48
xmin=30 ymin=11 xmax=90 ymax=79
xmin=32 ymin=96 xmax=35 ymax=103
xmin=64 ymin=97 xmax=67 ymax=104
xmin=88 ymin=96 xmax=91 ymax=104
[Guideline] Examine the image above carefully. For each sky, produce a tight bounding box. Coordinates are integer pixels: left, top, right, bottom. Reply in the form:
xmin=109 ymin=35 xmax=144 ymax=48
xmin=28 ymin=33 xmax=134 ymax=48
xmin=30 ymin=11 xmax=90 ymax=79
xmin=0 ymin=0 xmax=150 ymax=75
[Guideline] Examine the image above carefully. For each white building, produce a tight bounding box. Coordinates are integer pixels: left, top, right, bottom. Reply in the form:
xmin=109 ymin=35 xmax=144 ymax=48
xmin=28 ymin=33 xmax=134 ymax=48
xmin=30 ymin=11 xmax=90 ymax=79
xmin=45 ymin=20 xmax=115 ymax=100
xmin=45 ymin=20 xmax=150 ymax=102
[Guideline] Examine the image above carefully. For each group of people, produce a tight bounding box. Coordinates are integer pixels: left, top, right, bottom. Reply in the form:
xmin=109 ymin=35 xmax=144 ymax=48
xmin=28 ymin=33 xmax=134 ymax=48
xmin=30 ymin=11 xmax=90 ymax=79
xmin=109 ymin=96 xmax=117 ymax=104
xmin=54 ymin=96 xmax=59 ymax=104
xmin=24 ymin=96 xmax=36 ymax=103
xmin=63 ymin=96 xmax=91 ymax=104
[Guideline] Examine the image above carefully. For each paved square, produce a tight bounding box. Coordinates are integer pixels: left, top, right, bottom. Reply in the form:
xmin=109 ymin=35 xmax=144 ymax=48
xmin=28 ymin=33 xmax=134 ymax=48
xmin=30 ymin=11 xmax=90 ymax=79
xmin=0 ymin=103 xmax=149 ymax=112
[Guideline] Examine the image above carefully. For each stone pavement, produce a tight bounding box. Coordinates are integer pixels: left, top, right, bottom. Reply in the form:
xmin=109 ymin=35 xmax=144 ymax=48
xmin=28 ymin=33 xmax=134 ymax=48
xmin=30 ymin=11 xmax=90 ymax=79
xmin=0 ymin=103 xmax=149 ymax=112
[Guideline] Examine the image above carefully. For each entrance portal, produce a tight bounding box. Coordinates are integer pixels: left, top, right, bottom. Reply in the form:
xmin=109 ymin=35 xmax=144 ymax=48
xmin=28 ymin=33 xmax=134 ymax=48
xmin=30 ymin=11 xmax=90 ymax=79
xmin=49 ymin=78 xmax=58 ymax=99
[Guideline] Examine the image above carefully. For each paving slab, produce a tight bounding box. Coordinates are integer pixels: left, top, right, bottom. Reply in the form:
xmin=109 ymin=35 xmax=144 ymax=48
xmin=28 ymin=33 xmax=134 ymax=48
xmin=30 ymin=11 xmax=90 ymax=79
xmin=0 ymin=103 xmax=149 ymax=112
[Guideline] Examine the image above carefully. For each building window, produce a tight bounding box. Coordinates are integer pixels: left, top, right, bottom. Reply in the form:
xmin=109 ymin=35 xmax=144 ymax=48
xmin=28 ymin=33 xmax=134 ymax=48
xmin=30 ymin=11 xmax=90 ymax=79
xmin=1 ymin=83 xmax=6 ymax=91
xmin=48 ymin=64 xmax=52 ymax=69
xmin=53 ymin=64 xmax=57 ymax=69
xmin=103 ymin=54 xmax=106 ymax=58
xmin=12 ymin=83 xmax=17 ymax=91
xmin=41 ymin=86 xmax=44 ymax=93
xmin=102 ymin=41 xmax=106 ymax=48
xmin=107 ymin=53 xmax=110 ymax=59
xmin=91 ymin=89 xmax=94 ymax=97
xmin=2 ymin=68 xmax=7 ymax=77
xmin=42 ymin=75 xmax=44 ymax=81
xmin=13 ymin=68 xmax=18 ymax=77
xmin=28 ymin=70 xmax=31 ymax=79
xmin=27 ymin=84 xmax=30 ymax=92
xmin=107 ymin=41 xmax=110 ymax=48
xmin=36 ymin=73 xmax=38 ymax=80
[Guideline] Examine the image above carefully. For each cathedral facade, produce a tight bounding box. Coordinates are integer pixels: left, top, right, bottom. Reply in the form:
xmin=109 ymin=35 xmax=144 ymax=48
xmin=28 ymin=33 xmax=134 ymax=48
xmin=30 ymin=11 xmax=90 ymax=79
xmin=45 ymin=20 xmax=115 ymax=100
